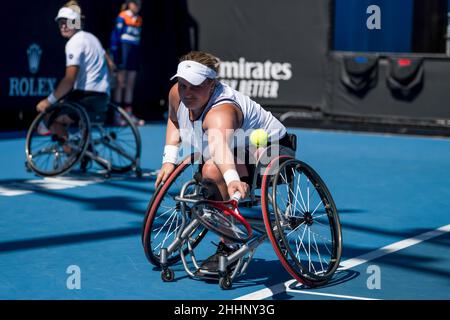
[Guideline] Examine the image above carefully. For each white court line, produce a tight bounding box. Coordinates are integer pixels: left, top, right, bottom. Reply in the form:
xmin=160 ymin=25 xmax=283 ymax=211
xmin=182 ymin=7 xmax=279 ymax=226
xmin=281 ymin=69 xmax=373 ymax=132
xmin=235 ymin=223 xmax=450 ymax=300
xmin=252 ymin=279 xmax=379 ymax=300
xmin=285 ymin=288 xmax=380 ymax=300
xmin=339 ymin=224 xmax=450 ymax=270
xmin=0 ymin=177 xmax=104 ymax=197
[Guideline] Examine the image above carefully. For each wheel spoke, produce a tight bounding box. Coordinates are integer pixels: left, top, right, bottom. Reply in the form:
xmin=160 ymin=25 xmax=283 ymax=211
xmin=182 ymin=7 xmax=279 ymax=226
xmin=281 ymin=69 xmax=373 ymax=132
xmin=311 ymin=199 xmax=325 ymax=216
xmin=280 ymin=173 xmax=306 ymax=214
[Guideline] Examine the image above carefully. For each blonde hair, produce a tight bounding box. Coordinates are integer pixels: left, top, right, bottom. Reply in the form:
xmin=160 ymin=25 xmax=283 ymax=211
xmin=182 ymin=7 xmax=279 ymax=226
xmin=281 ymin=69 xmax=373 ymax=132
xmin=64 ymin=1 xmax=85 ymax=19
xmin=64 ymin=1 xmax=81 ymax=12
xmin=180 ymin=51 xmax=221 ymax=73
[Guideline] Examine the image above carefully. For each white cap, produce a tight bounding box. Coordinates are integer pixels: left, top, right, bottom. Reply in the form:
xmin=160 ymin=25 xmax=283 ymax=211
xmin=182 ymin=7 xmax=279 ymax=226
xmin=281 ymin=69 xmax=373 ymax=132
xmin=170 ymin=60 xmax=217 ymax=85
xmin=55 ymin=7 xmax=81 ymax=22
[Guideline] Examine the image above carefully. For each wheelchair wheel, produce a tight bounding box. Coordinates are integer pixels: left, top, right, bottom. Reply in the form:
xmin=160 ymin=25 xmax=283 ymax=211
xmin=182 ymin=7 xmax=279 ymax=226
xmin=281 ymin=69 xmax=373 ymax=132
xmin=142 ymin=153 xmax=208 ymax=267
xmin=262 ymin=157 xmax=342 ymax=287
xmin=25 ymin=103 xmax=90 ymax=177
xmin=90 ymin=104 xmax=141 ymax=173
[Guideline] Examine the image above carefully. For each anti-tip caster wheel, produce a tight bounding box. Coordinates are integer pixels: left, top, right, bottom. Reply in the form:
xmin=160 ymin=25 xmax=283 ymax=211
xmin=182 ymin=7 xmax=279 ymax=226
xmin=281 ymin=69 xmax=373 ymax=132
xmin=219 ymin=275 xmax=232 ymax=290
xmin=161 ymin=268 xmax=175 ymax=282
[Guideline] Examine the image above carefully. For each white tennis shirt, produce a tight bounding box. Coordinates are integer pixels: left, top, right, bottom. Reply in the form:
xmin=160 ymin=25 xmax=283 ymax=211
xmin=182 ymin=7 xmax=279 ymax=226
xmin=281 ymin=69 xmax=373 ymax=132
xmin=65 ymin=30 xmax=110 ymax=94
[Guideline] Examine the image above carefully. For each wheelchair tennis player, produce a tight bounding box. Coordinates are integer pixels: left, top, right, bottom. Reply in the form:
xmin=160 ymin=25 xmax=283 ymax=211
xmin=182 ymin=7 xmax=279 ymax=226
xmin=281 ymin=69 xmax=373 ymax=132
xmin=36 ymin=1 xmax=115 ymax=137
xmin=155 ymin=51 xmax=294 ymax=272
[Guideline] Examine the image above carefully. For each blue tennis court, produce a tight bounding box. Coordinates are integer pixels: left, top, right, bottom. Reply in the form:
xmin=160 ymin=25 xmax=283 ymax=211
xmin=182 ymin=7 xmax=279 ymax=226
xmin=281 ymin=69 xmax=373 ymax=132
xmin=0 ymin=125 xmax=449 ymax=300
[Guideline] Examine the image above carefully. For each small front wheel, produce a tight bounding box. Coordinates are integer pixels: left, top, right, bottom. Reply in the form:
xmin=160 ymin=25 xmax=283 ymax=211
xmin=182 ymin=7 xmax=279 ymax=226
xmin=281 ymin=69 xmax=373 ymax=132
xmin=161 ymin=268 xmax=175 ymax=282
xmin=219 ymin=275 xmax=232 ymax=290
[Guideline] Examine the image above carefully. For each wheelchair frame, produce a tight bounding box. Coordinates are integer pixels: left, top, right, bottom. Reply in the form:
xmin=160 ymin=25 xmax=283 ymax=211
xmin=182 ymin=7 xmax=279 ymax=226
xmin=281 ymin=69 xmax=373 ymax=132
xmin=143 ymin=143 xmax=342 ymax=290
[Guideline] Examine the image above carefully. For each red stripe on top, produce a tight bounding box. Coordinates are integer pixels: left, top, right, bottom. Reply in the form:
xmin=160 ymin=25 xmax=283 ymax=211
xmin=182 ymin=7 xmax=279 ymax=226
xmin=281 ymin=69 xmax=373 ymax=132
xmin=398 ymin=59 xmax=412 ymax=67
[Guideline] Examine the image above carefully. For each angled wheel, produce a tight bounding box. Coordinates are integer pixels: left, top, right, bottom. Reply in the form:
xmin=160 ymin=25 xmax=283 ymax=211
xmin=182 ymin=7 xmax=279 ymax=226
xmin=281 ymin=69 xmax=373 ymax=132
xmin=219 ymin=274 xmax=233 ymax=290
xmin=142 ymin=153 xmax=208 ymax=267
xmin=25 ymin=103 xmax=90 ymax=177
xmin=161 ymin=268 xmax=175 ymax=282
xmin=262 ymin=157 xmax=342 ymax=287
xmin=90 ymin=104 xmax=141 ymax=173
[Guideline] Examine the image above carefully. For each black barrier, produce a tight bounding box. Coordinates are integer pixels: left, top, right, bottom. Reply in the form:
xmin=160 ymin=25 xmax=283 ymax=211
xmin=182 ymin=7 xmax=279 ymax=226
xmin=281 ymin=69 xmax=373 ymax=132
xmin=186 ymin=0 xmax=330 ymax=108
xmin=386 ymin=57 xmax=424 ymax=100
xmin=0 ymin=0 xmax=193 ymax=131
xmin=340 ymin=55 xmax=379 ymax=96
xmin=0 ymin=1 xmax=64 ymax=131
xmin=0 ymin=0 xmax=120 ymax=131
xmin=327 ymin=53 xmax=450 ymax=120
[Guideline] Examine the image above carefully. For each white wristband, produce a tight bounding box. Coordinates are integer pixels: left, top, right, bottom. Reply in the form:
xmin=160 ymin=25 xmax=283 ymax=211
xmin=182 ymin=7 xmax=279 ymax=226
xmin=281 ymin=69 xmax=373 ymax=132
xmin=47 ymin=93 xmax=58 ymax=105
xmin=162 ymin=145 xmax=179 ymax=164
xmin=223 ymin=169 xmax=240 ymax=186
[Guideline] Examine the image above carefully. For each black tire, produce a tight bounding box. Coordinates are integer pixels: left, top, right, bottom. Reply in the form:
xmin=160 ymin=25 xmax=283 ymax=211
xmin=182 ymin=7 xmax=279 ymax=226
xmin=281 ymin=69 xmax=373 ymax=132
xmin=219 ymin=275 xmax=232 ymax=290
xmin=25 ymin=103 xmax=90 ymax=177
xmin=90 ymin=104 xmax=141 ymax=173
xmin=161 ymin=268 xmax=175 ymax=282
xmin=262 ymin=157 xmax=342 ymax=287
xmin=142 ymin=153 xmax=208 ymax=267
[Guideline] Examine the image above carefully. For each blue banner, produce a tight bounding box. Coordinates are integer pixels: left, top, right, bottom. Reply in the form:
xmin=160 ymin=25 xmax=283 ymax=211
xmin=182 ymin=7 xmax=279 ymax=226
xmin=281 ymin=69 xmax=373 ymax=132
xmin=333 ymin=0 xmax=414 ymax=53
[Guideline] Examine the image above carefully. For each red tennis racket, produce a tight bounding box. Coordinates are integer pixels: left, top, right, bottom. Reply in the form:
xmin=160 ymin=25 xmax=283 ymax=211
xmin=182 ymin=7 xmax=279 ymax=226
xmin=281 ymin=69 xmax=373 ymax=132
xmin=191 ymin=192 xmax=253 ymax=243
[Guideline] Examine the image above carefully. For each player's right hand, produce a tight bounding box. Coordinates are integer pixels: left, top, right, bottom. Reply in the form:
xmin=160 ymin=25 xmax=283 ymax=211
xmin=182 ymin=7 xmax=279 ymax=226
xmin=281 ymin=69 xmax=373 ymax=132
xmin=155 ymin=163 xmax=176 ymax=188
xmin=227 ymin=180 xmax=249 ymax=200
xmin=36 ymin=99 xmax=52 ymax=113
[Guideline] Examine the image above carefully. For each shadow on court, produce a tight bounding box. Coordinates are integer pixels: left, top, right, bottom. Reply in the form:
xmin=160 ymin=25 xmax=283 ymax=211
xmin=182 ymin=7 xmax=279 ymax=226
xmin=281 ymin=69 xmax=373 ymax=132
xmin=0 ymin=178 xmax=149 ymax=216
xmin=0 ymin=226 xmax=141 ymax=254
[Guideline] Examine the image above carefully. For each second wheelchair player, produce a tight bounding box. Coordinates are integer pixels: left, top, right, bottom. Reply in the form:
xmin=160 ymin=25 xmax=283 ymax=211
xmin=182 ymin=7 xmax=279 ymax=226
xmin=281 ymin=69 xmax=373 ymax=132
xmin=36 ymin=1 xmax=115 ymax=132
xmin=155 ymin=51 xmax=294 ymax=273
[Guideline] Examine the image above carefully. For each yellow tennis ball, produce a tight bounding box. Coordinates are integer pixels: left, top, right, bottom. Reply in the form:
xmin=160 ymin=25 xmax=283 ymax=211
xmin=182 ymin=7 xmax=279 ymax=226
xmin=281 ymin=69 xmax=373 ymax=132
xmin=250 ymin=129 xmax=268 ymax=147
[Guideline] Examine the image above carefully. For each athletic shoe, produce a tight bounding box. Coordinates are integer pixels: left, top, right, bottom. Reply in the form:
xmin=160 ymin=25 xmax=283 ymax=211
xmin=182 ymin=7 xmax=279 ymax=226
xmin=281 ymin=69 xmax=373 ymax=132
xmin=113 ymin=112 xmax=127 ymax=127
xmin=127 ymin=112 xmax=145 ymax=126
xmin=198 ymin=241 xmax=240 ymax=272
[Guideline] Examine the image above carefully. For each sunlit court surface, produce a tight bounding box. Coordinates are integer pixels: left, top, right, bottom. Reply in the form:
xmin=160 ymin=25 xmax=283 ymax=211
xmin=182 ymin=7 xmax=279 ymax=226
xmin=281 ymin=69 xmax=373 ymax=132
xmin=0 ymin=125 xmax=449 ymax=300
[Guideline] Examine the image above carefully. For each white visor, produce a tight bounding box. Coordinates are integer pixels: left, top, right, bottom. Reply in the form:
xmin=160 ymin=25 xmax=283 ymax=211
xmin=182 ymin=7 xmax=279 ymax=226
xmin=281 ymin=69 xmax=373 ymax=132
xmin=170 ymin=60 xmax=217 ymax=85
xmin=55 ymin=7 xmax=81 ymax=22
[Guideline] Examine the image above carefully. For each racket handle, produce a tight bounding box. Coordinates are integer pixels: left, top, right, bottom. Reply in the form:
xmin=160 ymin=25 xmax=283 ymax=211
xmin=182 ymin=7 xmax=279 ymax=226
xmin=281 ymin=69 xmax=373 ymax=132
xmin=231 ymin=191 xmax=241 ymax=202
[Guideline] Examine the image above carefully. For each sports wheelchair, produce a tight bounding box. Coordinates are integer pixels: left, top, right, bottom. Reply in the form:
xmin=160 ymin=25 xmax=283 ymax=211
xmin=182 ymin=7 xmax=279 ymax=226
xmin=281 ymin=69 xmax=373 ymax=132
xmin=142 ymin=136 xmax=342 ymax=290
xmin=25 ymin=101 xmax=142 ymax=178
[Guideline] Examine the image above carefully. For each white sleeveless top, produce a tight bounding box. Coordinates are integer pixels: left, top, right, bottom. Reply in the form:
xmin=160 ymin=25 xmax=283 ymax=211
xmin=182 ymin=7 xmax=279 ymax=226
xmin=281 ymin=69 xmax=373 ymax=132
xmin=176 ymin=82 xmax=286 ymax=156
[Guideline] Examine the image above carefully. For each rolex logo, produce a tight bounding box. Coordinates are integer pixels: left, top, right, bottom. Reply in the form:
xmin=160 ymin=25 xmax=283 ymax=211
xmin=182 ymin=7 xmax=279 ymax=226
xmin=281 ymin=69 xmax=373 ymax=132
xmin=27 ymin=44 xmax=42 ymax=75
xmin=8 ymin=43 xmax=56 ymax=97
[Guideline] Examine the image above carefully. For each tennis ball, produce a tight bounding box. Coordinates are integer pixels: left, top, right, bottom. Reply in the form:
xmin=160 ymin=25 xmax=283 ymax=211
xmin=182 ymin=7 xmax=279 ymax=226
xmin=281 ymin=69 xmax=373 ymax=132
xmin=250 ymin=129 xmax=269 ymax=147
